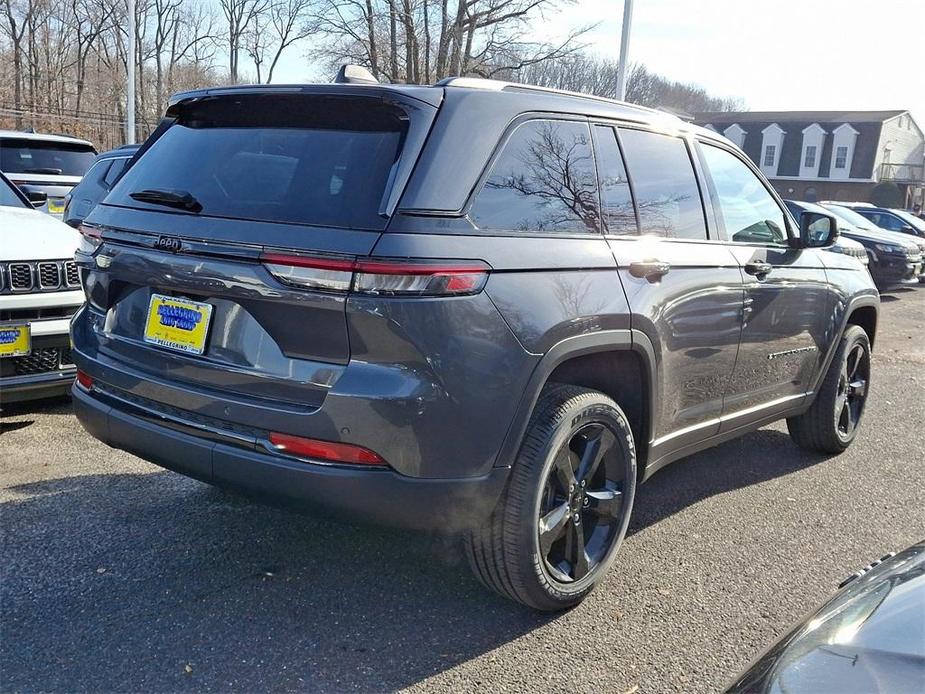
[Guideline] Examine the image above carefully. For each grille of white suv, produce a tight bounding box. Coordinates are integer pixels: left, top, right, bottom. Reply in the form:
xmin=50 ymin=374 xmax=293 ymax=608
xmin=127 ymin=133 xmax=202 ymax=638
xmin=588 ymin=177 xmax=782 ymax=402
xmin=1 ymin=260 xmax=79 ymax=293
xmin=0 ymin=347 xmax=74 ymax=377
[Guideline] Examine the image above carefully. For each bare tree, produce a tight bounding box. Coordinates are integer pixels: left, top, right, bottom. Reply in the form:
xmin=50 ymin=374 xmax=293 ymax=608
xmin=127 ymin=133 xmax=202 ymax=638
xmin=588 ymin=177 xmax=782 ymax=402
xmin=1 ymin=0 xmax=33 ymax=125
xmin=218 ymin=0 xmax=268 ymax=82
xmin=515 ymin=53 xmax=744 ymax=113
xmin=311 ymin=0 xmax=591 ymax=84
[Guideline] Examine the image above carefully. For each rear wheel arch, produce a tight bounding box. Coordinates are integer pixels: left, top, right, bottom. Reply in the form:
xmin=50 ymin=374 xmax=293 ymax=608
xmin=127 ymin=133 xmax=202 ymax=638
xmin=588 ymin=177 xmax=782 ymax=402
xmin=545 ymin=350 xmax=651 ymax=478
xmin=495 ymin=330 xmax=656 ymax=476
xmin=846 ymin=304 xmax=878 ymax=349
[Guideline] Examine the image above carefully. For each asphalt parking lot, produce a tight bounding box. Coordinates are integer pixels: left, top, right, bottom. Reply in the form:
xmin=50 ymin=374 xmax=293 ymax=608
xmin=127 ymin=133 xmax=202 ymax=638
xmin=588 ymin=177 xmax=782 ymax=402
xmin=2 ymin=286 xmax=923 ymax=693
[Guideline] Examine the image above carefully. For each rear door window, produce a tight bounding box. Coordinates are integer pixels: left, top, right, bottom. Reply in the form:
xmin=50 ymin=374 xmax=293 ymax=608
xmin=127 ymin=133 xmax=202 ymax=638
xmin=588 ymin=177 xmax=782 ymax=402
xmin=698 ymin=143 xmax=788 ymax=246
xmin=470 ymin=119 xmax=600 ymax=234
xmin=618 ymin=128 xmax=707 ymax=240
xmin=593 ymin=125 xmax=637 ymax=235
xmin=107 ymin=96 xmax=410 ymax=230
xmin=0 ymin=139 xmax=96 ymax=176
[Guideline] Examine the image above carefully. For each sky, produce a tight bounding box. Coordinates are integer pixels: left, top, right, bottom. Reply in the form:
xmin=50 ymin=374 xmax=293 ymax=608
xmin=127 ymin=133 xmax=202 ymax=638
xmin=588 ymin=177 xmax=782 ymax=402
xmin=271 ymin=0 xmax=925 ymax=124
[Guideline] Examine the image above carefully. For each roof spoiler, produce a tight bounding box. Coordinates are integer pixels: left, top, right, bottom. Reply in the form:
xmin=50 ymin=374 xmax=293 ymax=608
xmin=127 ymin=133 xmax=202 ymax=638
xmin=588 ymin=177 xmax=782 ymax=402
xmin=334 ymin=64 xmax=379 ymax=85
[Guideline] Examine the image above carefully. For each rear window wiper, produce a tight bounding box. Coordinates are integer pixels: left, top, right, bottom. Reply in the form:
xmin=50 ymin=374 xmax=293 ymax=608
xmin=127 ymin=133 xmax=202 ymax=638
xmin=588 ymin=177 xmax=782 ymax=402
xmin=129 ymin=188 xmax=202 ymax=213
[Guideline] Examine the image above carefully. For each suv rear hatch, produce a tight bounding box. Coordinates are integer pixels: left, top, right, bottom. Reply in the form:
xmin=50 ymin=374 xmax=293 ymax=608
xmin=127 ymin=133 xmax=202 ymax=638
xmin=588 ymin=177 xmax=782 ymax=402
xmin=1 ymin=137 xmax=96 ymax=214
xmin=82 ymin=86 xmax=441 ymax=409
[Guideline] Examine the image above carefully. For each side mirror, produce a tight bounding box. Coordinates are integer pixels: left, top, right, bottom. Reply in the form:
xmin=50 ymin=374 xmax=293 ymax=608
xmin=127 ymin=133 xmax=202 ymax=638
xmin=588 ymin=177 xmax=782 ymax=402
xmin=798 ymin=211 xmax=839 ymax=248
xmin=25 ymin=190 xmax=48 ymax=208
xmin=901 ymin=225 xmax=915 ymax=234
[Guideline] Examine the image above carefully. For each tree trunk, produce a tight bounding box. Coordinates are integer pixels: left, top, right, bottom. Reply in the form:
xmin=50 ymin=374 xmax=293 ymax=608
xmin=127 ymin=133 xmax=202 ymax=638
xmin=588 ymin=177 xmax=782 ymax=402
xmin=364 ymin=0 xmax=379 ymax=79
xmin=388 ymin=0 xmax=398 ymax=81
xmin=12 ymin=45 xmax=23 ymax=127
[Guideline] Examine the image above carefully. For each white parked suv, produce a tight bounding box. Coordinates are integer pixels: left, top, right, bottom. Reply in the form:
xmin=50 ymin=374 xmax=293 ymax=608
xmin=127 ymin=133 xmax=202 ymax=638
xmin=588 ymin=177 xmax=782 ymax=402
xmin=0 ymin=130 xmax=96 ymax=217
xmin=0 ymin=172 xmax=82 ymax=403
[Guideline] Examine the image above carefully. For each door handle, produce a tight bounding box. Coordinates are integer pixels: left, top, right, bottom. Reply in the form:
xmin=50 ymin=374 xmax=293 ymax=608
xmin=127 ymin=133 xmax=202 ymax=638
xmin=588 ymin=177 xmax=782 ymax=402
xmin=629 ymin=260 xmax=671 ymax=282
xmin=744 ymin=261 xmax=773 ymax=277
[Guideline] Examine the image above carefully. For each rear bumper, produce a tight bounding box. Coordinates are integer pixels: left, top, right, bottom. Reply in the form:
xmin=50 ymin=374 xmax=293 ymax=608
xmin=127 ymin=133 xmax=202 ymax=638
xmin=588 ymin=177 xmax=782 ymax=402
xmin=72 ymin=384 xmax=510 ymax=531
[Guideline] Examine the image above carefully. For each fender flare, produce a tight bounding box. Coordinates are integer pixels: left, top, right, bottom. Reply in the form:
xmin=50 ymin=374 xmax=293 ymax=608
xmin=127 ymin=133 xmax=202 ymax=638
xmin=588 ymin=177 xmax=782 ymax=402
xmin=493 ymin=329 xmax=658 ymax=468
xmin=810 ymin=292 xmax=880 ymax=395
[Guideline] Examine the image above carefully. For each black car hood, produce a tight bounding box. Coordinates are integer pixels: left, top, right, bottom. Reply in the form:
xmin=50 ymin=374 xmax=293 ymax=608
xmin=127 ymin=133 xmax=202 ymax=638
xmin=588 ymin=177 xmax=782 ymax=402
xmin=726 ymin=542 xmax=925 ymax=693
xmin=842 ymin=227 xmax=919 ymax=249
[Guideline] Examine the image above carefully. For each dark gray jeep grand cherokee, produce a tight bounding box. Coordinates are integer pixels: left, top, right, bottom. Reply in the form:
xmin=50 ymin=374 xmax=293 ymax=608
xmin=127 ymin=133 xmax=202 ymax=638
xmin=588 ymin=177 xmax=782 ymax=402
xmin=71 ymin=76 xmax=879 ymax=611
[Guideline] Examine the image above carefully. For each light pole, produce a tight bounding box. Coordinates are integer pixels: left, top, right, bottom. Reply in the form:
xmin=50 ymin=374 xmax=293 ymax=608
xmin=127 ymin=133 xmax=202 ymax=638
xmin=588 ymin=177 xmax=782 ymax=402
xmin=126 ymin=0 xmax=136 ymax=144
xmin=615 ymin=0 xmax=633 ymax=101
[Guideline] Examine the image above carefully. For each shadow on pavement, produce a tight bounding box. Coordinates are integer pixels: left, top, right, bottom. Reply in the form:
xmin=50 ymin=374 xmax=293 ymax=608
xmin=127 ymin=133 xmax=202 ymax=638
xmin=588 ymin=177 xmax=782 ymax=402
xmin=0 ymin=395 xmax=73 ymax=422
xmin=1 ymin=471 xmax=550 ymax=692
xmin=630 ymin=429 xmax=833 ymax=535
xmin=0 ymin=427 xmax=829 ymax=691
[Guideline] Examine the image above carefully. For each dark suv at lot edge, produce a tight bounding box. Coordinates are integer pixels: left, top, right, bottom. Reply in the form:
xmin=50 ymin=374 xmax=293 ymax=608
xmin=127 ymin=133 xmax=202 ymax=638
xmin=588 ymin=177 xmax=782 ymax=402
xmin=70 ymin=76 xmax=879 ymax=611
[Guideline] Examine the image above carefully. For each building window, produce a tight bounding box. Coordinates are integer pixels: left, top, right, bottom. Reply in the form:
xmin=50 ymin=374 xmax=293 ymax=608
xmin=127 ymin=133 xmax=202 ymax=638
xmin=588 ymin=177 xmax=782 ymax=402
xmin=804 ymin=145 xmax=816 ymax=168
xmin=834 ymin=146 xmax=848 ymax=169
xmin=763 ymin=144 xmax=776 ymax=167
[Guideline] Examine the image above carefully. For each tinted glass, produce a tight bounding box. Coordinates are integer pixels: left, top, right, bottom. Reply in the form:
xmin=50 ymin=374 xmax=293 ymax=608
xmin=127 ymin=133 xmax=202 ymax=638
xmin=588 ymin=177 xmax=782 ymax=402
xmin=594 ymin=126 xmax=637 ymax=235
xmin=618 ymin=128 xmax=707 ymax=240
xmin=103 ymin=158 xmax=129 ymax=187
xmin=0 ymin=139 xmax=95 ymax=176
xmin=823 ymin=204 xmax=877 ymax=230
xmin=700 ymin=143 xmax=787 ymax=245
xmin=471 ymin=120 xmax=599 ymax=233
xmin=108 ymin=96 xmax=408 ymax=230
xmin=890 ymin=209 xmax=925 ymax=231
xmin=0 ymin=177 xmax=27 ymax=208
xmin=864 ymin=211 xmax=903 ymax=231
xmin=83 ymin=160 xmax=111 ymax=188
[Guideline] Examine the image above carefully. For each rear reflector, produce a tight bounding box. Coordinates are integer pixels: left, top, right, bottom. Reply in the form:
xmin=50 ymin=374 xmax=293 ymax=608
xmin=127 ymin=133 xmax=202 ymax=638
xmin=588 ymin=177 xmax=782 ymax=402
xmin=260 ymin=253 xmax=490 ymax=296
xmin=268 ymin=432 xmax=386 ymax=466
xmin=75 ymin=370 xmax=93 ymax=390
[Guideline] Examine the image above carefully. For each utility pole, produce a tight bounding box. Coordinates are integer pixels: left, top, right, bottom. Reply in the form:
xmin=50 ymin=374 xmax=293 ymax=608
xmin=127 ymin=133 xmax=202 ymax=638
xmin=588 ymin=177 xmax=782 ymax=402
xmin=126 ymin=0 xmax=136 ymax=144
xmin=615 ymin=0 xmax=633 ymax=101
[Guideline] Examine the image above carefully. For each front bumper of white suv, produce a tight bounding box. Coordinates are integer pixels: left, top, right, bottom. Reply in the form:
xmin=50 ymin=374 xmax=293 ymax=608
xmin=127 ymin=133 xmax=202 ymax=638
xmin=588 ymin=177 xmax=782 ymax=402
xmin=1 ymin=260 xmax=84 ymax=404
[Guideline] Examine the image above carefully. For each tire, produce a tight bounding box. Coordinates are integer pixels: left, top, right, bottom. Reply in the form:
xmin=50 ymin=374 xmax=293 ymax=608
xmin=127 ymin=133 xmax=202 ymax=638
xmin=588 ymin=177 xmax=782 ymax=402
xmin=465 ymin=384 xmax=637 ymax=611
xmin=787 ymin=325 xmax=871 ymax=454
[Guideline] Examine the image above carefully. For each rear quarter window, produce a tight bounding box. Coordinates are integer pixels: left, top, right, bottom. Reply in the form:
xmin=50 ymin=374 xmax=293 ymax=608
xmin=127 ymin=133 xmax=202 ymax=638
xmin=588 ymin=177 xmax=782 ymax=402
xmin=469 ymin=119 xmax=600 ymax=234
xmin=107 ymin=95 xmax=410 ymax=231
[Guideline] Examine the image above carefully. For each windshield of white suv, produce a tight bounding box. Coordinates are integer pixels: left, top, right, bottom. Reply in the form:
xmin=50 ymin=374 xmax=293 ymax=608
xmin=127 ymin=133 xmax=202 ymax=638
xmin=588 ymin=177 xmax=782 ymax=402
xmin=0 ymin=176 xmax=27 ymax=208
xmin=0 ymin=138 xmax=96 ymax=176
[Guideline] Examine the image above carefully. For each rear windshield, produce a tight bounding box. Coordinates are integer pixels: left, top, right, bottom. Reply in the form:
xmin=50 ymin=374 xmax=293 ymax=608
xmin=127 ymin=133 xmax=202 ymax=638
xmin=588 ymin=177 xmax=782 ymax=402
xmin=0 ymin=139 xmax=96 ymax=176
xmin=107 ymin=95 xmax=409 ymax=230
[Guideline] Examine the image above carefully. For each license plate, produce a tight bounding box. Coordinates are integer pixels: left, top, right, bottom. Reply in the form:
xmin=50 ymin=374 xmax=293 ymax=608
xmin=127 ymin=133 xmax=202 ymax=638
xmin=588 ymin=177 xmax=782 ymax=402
xmin=47 ymin=197 xmax=65 ymax=214
xmin=143 ymin=294 xmax=213 ymax=356
xmin=0 ymin=323 xmax=31 ymax=357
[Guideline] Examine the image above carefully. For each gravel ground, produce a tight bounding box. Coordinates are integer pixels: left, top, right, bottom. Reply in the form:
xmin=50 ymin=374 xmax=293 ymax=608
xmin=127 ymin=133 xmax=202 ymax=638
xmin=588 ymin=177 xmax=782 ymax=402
xmin=1 ymin=286 xmax=923 ymax=694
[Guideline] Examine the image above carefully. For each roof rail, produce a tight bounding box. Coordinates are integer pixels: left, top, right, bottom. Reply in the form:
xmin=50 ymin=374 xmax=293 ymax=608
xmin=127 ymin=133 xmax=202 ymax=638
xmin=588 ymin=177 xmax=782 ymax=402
xmin=435 ymin=77 xmax=507 ymax=91
xmin=436 ymin=76 xmax=672 ymax=118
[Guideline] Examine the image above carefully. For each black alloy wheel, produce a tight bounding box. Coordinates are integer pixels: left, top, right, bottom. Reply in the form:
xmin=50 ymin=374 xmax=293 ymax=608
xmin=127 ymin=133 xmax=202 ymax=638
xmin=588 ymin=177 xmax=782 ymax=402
xmin=465 ymin=384 xmax=637 ymax=611
xmin=835 ymin=341 xmax=869 ymax=441
xmin=538 ymin=422 xmax=627 ymax=583
xmin=788 ymin=324 xmax=872 ymax=453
